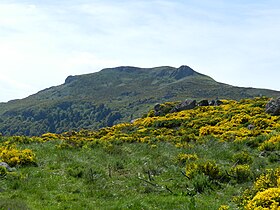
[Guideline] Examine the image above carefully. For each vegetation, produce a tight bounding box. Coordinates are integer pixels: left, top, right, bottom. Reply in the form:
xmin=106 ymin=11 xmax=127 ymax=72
xmin=0 ymin=97 xmax=279 ymax=209
xmin=1 ymin=66 xmax=280 ymax=136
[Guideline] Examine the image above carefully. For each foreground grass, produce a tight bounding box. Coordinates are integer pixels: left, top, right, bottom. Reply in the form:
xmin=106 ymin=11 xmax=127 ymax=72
xmin=0 ymin=140 xmax=251 ymax=210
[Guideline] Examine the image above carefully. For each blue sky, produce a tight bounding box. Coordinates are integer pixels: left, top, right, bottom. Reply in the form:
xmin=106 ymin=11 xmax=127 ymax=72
xmin=0 ymin=0 xmax=280 ymax=102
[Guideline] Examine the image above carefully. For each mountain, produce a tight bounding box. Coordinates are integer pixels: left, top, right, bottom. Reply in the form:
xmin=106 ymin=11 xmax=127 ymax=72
xmin=0 ymin=65 xmax=279 ymax=136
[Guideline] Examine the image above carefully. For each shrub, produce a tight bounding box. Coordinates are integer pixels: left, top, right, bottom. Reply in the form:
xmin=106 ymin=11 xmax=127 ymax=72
xmin=218 ymin=205 xmax=230 ymax=210
xmin=245 ymin=188 xmax=280 ymax=210
xmin=232 ymin=151 xmax=253 ymax=164
xmin=0 ymin=146 xmax=36 ymax=167
xmin=259 ymin=135 xmax=280 ymax=151
xmin=177 ymin=153 xmax=198 ymax=164
xmin=230 ymin=164 xmax=252 ymax=183
xmin=185 ymin=161 xmax=223 ymax=181
xmin=254 ymin=168 xmax=280 ymax=192
xmin=199 ymin=161 xmax=223 ymax=181
xmin=190 ymin=173 xmax=213 ymax=194
xmin=234 ymin=168 xmax=280 ymax=208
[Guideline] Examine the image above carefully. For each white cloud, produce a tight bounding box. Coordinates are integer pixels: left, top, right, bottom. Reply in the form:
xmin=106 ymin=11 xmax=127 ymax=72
xmin=0 ymin=0 xmax=280 ymax=102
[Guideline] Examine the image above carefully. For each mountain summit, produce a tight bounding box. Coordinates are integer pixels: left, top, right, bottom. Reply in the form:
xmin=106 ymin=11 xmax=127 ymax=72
xmin=0 ymin=65 xmax=279 ymax=136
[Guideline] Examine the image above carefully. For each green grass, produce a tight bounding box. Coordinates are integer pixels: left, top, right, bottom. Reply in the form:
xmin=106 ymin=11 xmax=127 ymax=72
xmin=0 ymin=127 xmax=279 ymax=209
xmin=0 ymin=138 xmax=262 ymax=209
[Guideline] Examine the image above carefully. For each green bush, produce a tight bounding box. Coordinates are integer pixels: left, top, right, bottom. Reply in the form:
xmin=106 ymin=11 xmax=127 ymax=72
xmin=230 ymin=164 xmax=252 ymax=183
xmin=232 ymin=151 xmax=253 ymax=164
xmin=190 ymin=173 xmax=213 ymax=194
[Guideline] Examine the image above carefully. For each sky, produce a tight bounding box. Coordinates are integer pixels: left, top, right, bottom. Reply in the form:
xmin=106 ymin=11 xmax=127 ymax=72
xmin=0 ymin=0 xmax=280 ymax=102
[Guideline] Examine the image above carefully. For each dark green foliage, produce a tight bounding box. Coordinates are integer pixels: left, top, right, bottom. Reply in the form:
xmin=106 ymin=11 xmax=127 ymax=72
xmin=189 ymin=173 xmax=213 ymax=194
xmin=0 ymin=101 xmax=114 ymax=136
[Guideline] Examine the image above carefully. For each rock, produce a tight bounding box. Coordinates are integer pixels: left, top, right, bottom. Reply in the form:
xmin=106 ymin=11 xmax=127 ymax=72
xmin=197 ymin=100 xmax=209 ymax=106
xmin=0 ymin=162 xmax=13 ymax=172
xmin=209 ymin=100 xmax=223 ymax=106
xmin=215 ymin=100 xmax=223 ymax=106
xmin=247 ymin=124 xmax=255 ymax=130
xmin=209 ymin=100 xmax=215 ymax=106
xmin=154 ymin=103 xmax=161 ymax=112
xmin=171 ymin=99 xmax=197 ymax=112
xmin=154 ymin=103 xmax=162 ymax=116
xmin=266 ymin=97 xmax=280 ymax=116
xmin=153 ymin=98 xmax=223 ymax=116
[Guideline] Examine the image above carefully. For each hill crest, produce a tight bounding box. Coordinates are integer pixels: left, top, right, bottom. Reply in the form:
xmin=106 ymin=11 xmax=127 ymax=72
xmin=0 ymin=65 xmax=280 ymax=136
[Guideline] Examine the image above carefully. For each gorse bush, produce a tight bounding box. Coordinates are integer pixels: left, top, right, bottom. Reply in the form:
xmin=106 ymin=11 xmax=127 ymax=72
xmin=235 ymin=167 xmax=280 ymax=209
xmin=0 ymin=146 xmax=36 ymax=167
xmin=245 ymin=188 xmax=280 ymax=210
xmin=38 ymin=97 xmax=280 ymax=151
xmin=232 ymin=151 xmax=253 ymax=164
xmin=230 ymin=164 xmax=252 ymax=183
xmin=176 ymin=153 xmax=198 ymax=164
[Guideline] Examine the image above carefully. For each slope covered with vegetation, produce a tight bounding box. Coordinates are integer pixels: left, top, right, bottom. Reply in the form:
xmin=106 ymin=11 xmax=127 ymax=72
xmin=1 ymin=65 xmax=280 ymax=136
xmin=0 ymin=97 xmax=279 ymax=209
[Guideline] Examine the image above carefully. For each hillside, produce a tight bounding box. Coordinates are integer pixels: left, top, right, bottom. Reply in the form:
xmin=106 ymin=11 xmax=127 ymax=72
xmin=1 ymin=65 xmax=280 ymax=136
xmin=0 ymin=97 xmax=279 ymax=209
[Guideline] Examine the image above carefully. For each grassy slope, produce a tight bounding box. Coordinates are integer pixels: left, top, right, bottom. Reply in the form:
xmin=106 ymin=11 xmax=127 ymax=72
xmin=0 ymin=97 xmax=280 ymax=209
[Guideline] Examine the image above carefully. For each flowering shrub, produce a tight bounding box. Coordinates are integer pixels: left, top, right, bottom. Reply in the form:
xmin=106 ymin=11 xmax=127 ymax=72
xmin=254 ymin=168 xmax=280 ymax=192
xmin=185 ymin=161 xmax=223 ymax=181
xmin=235 ymin=168 xmax=280 ymax=209
xmin=232 ymin=151 xmax=253 ymax=164
xmin=245 ymin=188 xmax=280 ymax=209
xmin=177 ymin=153 xmax=198 ymax=163
xmin=259 ymin=134 xmax=280 ymax=151
xmin=47 ymin=97 xmax=280 ymax=151
xmin=218 ymin=205 xmax=230 ymax=210
xmin=0 ymin=146 xmax=36 ymax=167
xmin=230 ymin=164 xmax=252 ymax=183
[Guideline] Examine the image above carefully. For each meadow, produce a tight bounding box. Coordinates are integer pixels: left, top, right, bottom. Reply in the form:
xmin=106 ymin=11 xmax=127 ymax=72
xmin=0 ymin=97 xmax=279 ymax=209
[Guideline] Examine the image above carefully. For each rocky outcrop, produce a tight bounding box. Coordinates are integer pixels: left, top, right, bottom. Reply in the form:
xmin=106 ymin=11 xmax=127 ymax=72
xmin=171 ymin=99 xmax=197 ymax=113
xmin=209 ymin=100 xmax=223 ymax=106
xmin=265 ymin=97 xmax=280 ymax=116
xmin=154 ymin=99 xmax=223 ymax=116
xmin=197 ymin=100 xmax=209 ymax=106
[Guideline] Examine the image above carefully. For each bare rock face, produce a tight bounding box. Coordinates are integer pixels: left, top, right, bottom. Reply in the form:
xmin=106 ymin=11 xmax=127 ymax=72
xmin=265 ymin=97 xmax=280 ymax=116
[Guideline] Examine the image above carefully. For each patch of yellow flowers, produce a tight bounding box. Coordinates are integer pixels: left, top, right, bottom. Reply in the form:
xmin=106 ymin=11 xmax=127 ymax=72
xmin=57 ymin=97 xmax=280 ymax=153
xmin=236 ymin=168 xmax=280 ymax=209
xmin=0 ymin=145 xmax=36 ymax=166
